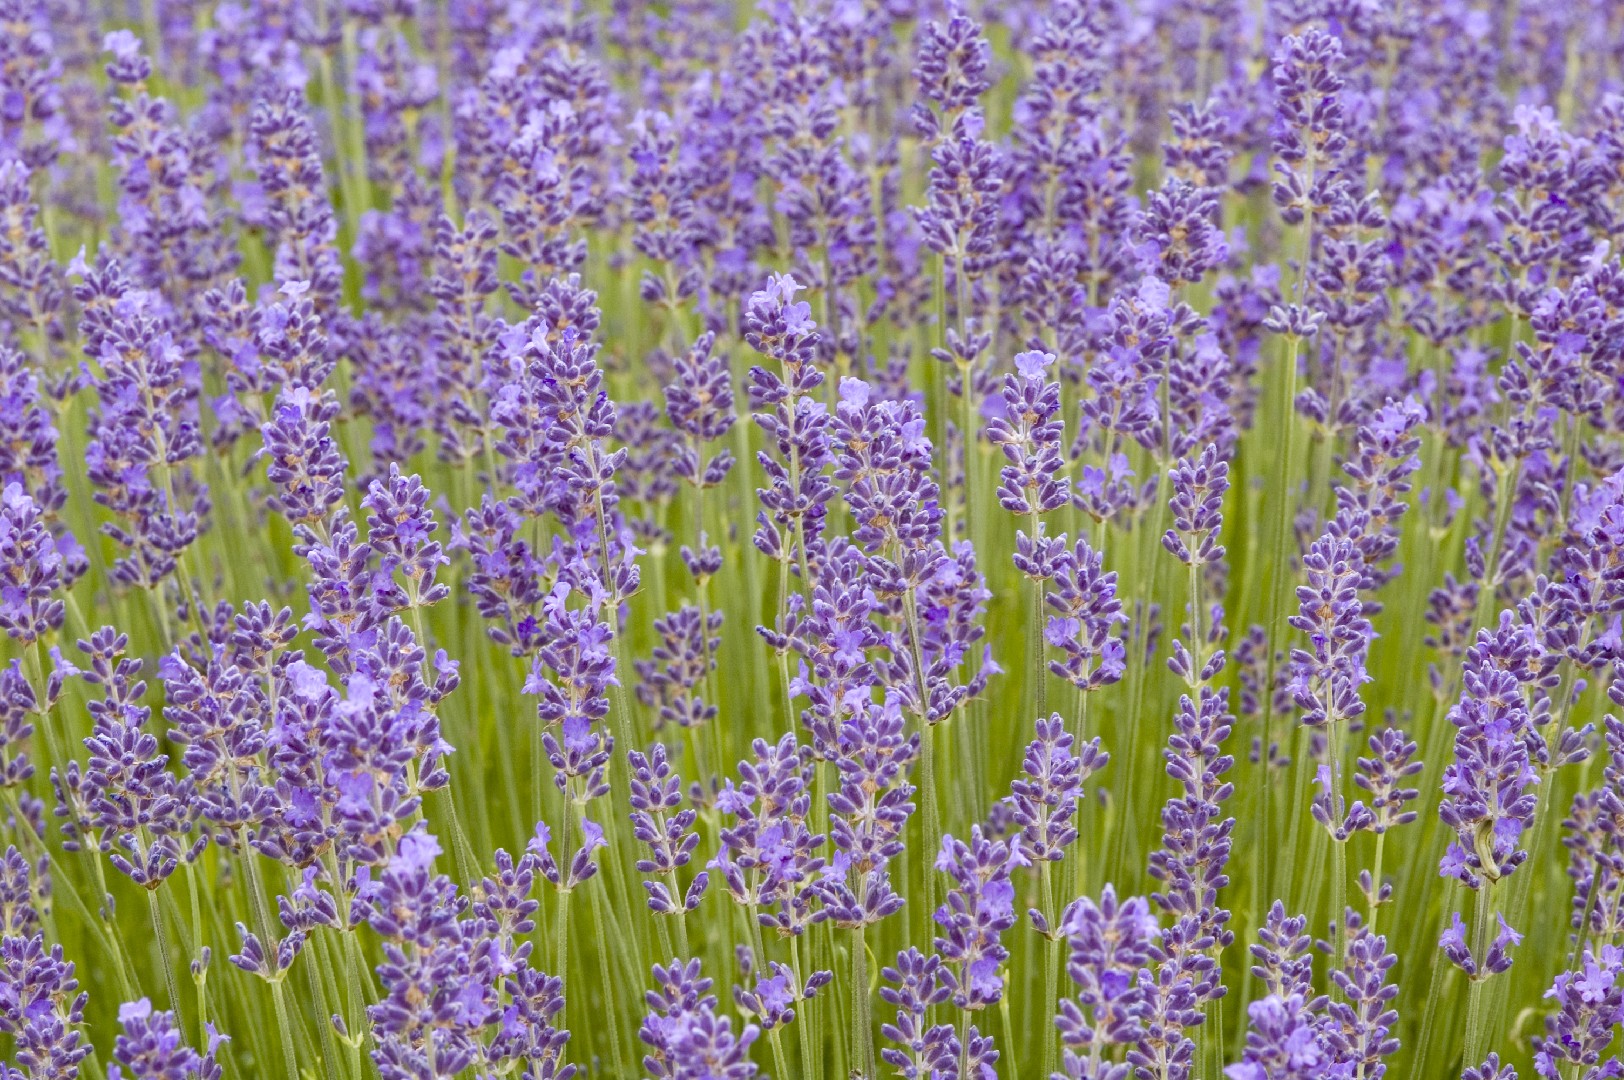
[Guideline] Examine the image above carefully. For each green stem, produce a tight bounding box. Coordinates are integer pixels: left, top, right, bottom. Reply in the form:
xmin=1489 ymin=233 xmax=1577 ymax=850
xmin=851 ymin=925 xmax=874 ymax=1080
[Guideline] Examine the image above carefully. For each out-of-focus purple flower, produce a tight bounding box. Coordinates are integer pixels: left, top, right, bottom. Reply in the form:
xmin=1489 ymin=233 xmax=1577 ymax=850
xmin=0 ymin=482 xmax=64 ymax=645
xmin=74 ymin=260 xmax=209 ymax=593
xmin=1566 ymin=711 xmax=1624 ymax=944
xmin=248 ymin=92 xmax=343 ymax=311
xmin=635 ymin=606 xmax=721 ymax=734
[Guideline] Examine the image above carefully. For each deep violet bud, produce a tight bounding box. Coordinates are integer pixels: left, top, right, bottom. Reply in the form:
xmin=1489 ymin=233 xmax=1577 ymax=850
xmin=1462 ymin=1055 xmax=1518 ymax=1080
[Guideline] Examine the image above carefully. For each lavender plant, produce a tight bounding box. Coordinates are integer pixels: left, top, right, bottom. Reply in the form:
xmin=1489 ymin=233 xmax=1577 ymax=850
xmin=1 ymin=4 xmax=1623 ymax=1080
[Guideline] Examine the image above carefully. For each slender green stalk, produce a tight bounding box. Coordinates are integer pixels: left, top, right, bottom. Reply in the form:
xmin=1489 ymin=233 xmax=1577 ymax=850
xmin=851 ymin=924 xmax=874 ymax=1080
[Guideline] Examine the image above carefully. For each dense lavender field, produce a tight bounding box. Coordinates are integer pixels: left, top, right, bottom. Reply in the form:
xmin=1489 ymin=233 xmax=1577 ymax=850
xmin=2 ymin=1 xmax=1624 ymax=1078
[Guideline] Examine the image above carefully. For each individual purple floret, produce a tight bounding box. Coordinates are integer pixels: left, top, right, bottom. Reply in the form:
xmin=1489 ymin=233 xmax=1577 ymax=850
xmin=74 ymin=259 xmax=210 ymax=595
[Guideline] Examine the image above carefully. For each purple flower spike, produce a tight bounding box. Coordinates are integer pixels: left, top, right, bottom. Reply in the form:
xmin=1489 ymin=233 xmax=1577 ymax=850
xmin=880 ymin=948 xmax=959 ymax=1079
xmin=108 ymin=998 xmax=226 ymax=1080
xmin=628 ymin=744 xmax=708 ymax=915
xmin=933 ymin=825 xmax=1019 ymax=1009
xmin=988 ymin=350 xmax=1069 ymax=517
xmin=1006 ymin=714 xmax=1107 ymax=868
xmin=1533 ymin=943 xmax=1624 ymax=1079
xmin=1 ymin=931 xmax=91 ymax=1080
